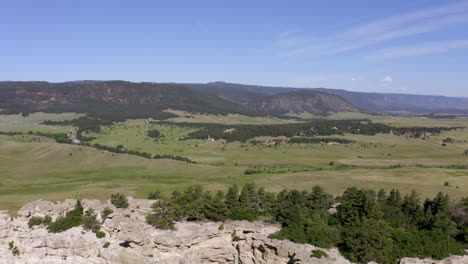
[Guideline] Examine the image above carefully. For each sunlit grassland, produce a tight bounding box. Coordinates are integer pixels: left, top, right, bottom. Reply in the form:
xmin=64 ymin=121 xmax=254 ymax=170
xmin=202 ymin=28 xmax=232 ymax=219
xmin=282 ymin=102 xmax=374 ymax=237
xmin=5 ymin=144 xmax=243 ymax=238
xmin=0 ymin=112 xmax=83 ymax=132
xmin=285 ymin=111 xmax=386 ymax=120
xmin=165 ymin=109 xmax=298 ymax=124
xmin=0 ymin=112 xmax=467 ymax=212
xmin=0 ymin=135 xmax=243 ymax=212
xmin=89 ymin=120 xmax=467 ymax=167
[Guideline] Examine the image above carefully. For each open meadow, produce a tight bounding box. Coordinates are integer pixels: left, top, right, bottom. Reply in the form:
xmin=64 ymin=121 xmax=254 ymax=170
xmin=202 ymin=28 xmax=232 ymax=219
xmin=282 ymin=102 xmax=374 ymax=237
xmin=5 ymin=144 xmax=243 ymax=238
xmin=0 ymin=112 xmax=467 ymax=212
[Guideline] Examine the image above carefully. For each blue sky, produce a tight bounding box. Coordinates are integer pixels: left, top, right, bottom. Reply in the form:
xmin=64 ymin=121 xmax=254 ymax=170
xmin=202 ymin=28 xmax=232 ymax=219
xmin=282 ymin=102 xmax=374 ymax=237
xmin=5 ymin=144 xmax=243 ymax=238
xmin=1 ymin=0 xmax=468 ymax=96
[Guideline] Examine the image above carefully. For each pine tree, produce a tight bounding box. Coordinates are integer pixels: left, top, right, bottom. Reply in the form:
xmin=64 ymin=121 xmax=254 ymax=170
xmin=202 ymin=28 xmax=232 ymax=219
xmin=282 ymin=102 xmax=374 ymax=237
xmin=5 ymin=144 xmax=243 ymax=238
xmin=225 ymin=184 xmax=239 ymax=212
xmin=203 ymin=191 xmax=228 ymax=221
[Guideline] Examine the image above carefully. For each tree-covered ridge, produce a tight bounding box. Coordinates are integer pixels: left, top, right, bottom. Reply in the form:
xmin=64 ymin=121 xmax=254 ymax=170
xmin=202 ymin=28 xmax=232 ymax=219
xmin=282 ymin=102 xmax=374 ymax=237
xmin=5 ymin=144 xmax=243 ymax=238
xmin=0 ymin=81 xmax=258 ymax=120
xmin=157 ymin=120 xmax=459 ymax=142
xmin=145 ymin=184 xmax=468 ymax=264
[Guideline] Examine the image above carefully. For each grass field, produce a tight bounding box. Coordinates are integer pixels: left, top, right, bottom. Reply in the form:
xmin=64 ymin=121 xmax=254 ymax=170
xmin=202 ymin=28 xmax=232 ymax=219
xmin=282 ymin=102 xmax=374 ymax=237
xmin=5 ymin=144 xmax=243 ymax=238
xmin=165 ymin=109 xmax=297 ymax=124
xmin=0 ymin=112 xmax=83 ymax=132
xmin=0 ymin=112 xmax=467 ymax=212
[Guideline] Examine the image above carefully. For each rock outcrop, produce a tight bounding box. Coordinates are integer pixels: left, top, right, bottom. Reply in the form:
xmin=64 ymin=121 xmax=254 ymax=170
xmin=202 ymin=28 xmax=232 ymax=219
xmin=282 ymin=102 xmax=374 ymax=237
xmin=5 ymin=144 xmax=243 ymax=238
xmin=0 ymin=198 xmax=466 ymax=264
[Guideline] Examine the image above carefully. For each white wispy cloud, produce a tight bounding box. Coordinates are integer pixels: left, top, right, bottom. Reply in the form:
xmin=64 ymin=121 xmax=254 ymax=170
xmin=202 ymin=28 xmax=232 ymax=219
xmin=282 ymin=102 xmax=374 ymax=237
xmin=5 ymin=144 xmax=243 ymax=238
xmin=366 ymin=40 xmax=468 ymax=60
xmin=343 ymin=1 xmax=468 ymax=38
xmin=382 ymin=76 xmax=393 ymax=83
xmin=278 ymin=29 xmax=300 ymax=39
xmin=275 ymin=1 xmax=468 ymax=57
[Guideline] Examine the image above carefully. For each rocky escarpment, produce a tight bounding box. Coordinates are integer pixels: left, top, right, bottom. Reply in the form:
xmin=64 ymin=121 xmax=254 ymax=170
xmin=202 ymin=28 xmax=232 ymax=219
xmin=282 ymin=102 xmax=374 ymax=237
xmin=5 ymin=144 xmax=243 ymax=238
xmin=0 ymin=198 xmax=466 ymax=264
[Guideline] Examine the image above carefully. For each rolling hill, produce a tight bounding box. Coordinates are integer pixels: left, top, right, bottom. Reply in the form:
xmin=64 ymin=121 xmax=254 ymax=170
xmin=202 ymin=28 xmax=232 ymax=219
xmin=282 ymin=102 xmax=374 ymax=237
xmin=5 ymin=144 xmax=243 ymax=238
xmin=254 ymin=90 xmax=364 ymax=115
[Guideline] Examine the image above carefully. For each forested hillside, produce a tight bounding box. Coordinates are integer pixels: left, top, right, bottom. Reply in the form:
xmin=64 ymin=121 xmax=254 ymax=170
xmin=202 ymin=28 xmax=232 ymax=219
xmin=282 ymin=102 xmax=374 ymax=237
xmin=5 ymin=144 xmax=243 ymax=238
xmin=0 ymin=81 xmax=257 ymax=120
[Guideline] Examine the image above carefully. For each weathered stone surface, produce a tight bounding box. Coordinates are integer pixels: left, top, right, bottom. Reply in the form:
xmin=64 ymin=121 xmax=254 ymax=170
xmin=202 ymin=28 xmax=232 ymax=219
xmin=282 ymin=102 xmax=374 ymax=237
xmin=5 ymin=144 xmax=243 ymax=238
xmin=1 ymin=198 xmax=466 ymax=264
xmin=400 ymin=255 xmax=468 ymax=264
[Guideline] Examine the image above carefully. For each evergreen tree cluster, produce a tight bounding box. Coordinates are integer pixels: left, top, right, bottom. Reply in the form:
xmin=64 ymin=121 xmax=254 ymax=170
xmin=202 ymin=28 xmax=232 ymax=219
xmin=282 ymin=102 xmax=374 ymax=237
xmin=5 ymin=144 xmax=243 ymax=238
xmin=147 ymin=129 xmax=164 ymax=140
xmin=157 ymin=120 xmax=458 ymax=143
xmin=146 ymin=185 xmax=468 ymax=264
xmin=288 ymin=137 xmax=355 ymax=144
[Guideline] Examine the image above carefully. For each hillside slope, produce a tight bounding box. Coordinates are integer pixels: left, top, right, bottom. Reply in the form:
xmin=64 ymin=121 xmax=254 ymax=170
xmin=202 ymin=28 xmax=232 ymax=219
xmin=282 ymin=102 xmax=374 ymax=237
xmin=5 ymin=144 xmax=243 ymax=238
xmin=0 ymin=81 xmax=257 ymax=119
xmin=255 ymin=90 xmax=363 ymax=115
xmin=183 ymin=81 xmax=294 ymax=105
xmin=180 ymin=82 xmax=468 ymax=114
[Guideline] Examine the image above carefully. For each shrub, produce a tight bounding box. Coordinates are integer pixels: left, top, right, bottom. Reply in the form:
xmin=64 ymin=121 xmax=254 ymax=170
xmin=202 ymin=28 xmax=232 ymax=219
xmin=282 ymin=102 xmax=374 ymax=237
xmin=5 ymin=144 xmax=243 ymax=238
xmin=232 ymin=235 xmax=241 ymax=242
xmin=82 ymin=209 xmax=101 ymax=233
xmin=111 ymin=193 xmax=129 ymax=208
xmin=101 ymin=207 xmax=113 ymax=221
xmin=28 ymin=216 xmax=52 ymax=228
xmin=244 ymin=169 xmax=261 ymax=175
xmin=48 ymin=200 xmax=84 ymax=233
xmin=103 ymin=242 xmax=110 ymax=248
xmin=311 ymin=249 xmax=328 ymax=259
xmin=148 ymin=190 xmax=163 ymax=200
xmin=96 ymin=231 xmax=106 ymax=238
xmin=9 ymin=241 xmax=20 ymax=256
xmin=329 ymin=161 xmax=334 ymax=166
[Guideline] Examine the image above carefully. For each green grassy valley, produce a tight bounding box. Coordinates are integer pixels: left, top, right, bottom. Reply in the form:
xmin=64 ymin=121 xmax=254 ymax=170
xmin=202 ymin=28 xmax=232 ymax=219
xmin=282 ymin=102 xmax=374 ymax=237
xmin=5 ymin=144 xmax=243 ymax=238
xmin=1 ymin=111 xmax=467 ymax=212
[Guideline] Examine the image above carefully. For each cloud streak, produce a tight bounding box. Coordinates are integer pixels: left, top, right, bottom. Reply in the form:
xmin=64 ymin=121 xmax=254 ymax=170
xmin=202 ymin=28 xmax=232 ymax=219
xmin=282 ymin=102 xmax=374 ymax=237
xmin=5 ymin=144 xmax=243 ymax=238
xmin=275 ymin=1 xmax=468 ymax=58
xmin=366 ymin=40 xmax=468 ymax=60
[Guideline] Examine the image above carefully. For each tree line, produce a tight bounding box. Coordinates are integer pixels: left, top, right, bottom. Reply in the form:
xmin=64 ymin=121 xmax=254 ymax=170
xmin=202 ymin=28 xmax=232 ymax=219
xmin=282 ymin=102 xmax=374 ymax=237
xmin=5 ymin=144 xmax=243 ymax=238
xmin=145 ymin=184 xmax=468 ymax=264
xmin=84 ymin=143 xmax=196 ymax=163
xmin=288 ymin=137 xmax=355 ymax=144
xmin=156 ymin=120 xmax=459 ymax=142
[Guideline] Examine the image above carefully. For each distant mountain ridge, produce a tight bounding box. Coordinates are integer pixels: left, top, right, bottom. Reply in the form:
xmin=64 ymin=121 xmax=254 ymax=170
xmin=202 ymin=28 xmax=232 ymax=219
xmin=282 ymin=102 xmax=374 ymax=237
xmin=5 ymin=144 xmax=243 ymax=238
xmin=183 ymin=82 xmax=468 ymax=114
xmin=1 ymin=81 xmax=467 ymax=119
xmin=313 ymin=88 xmax=468 ymax=114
